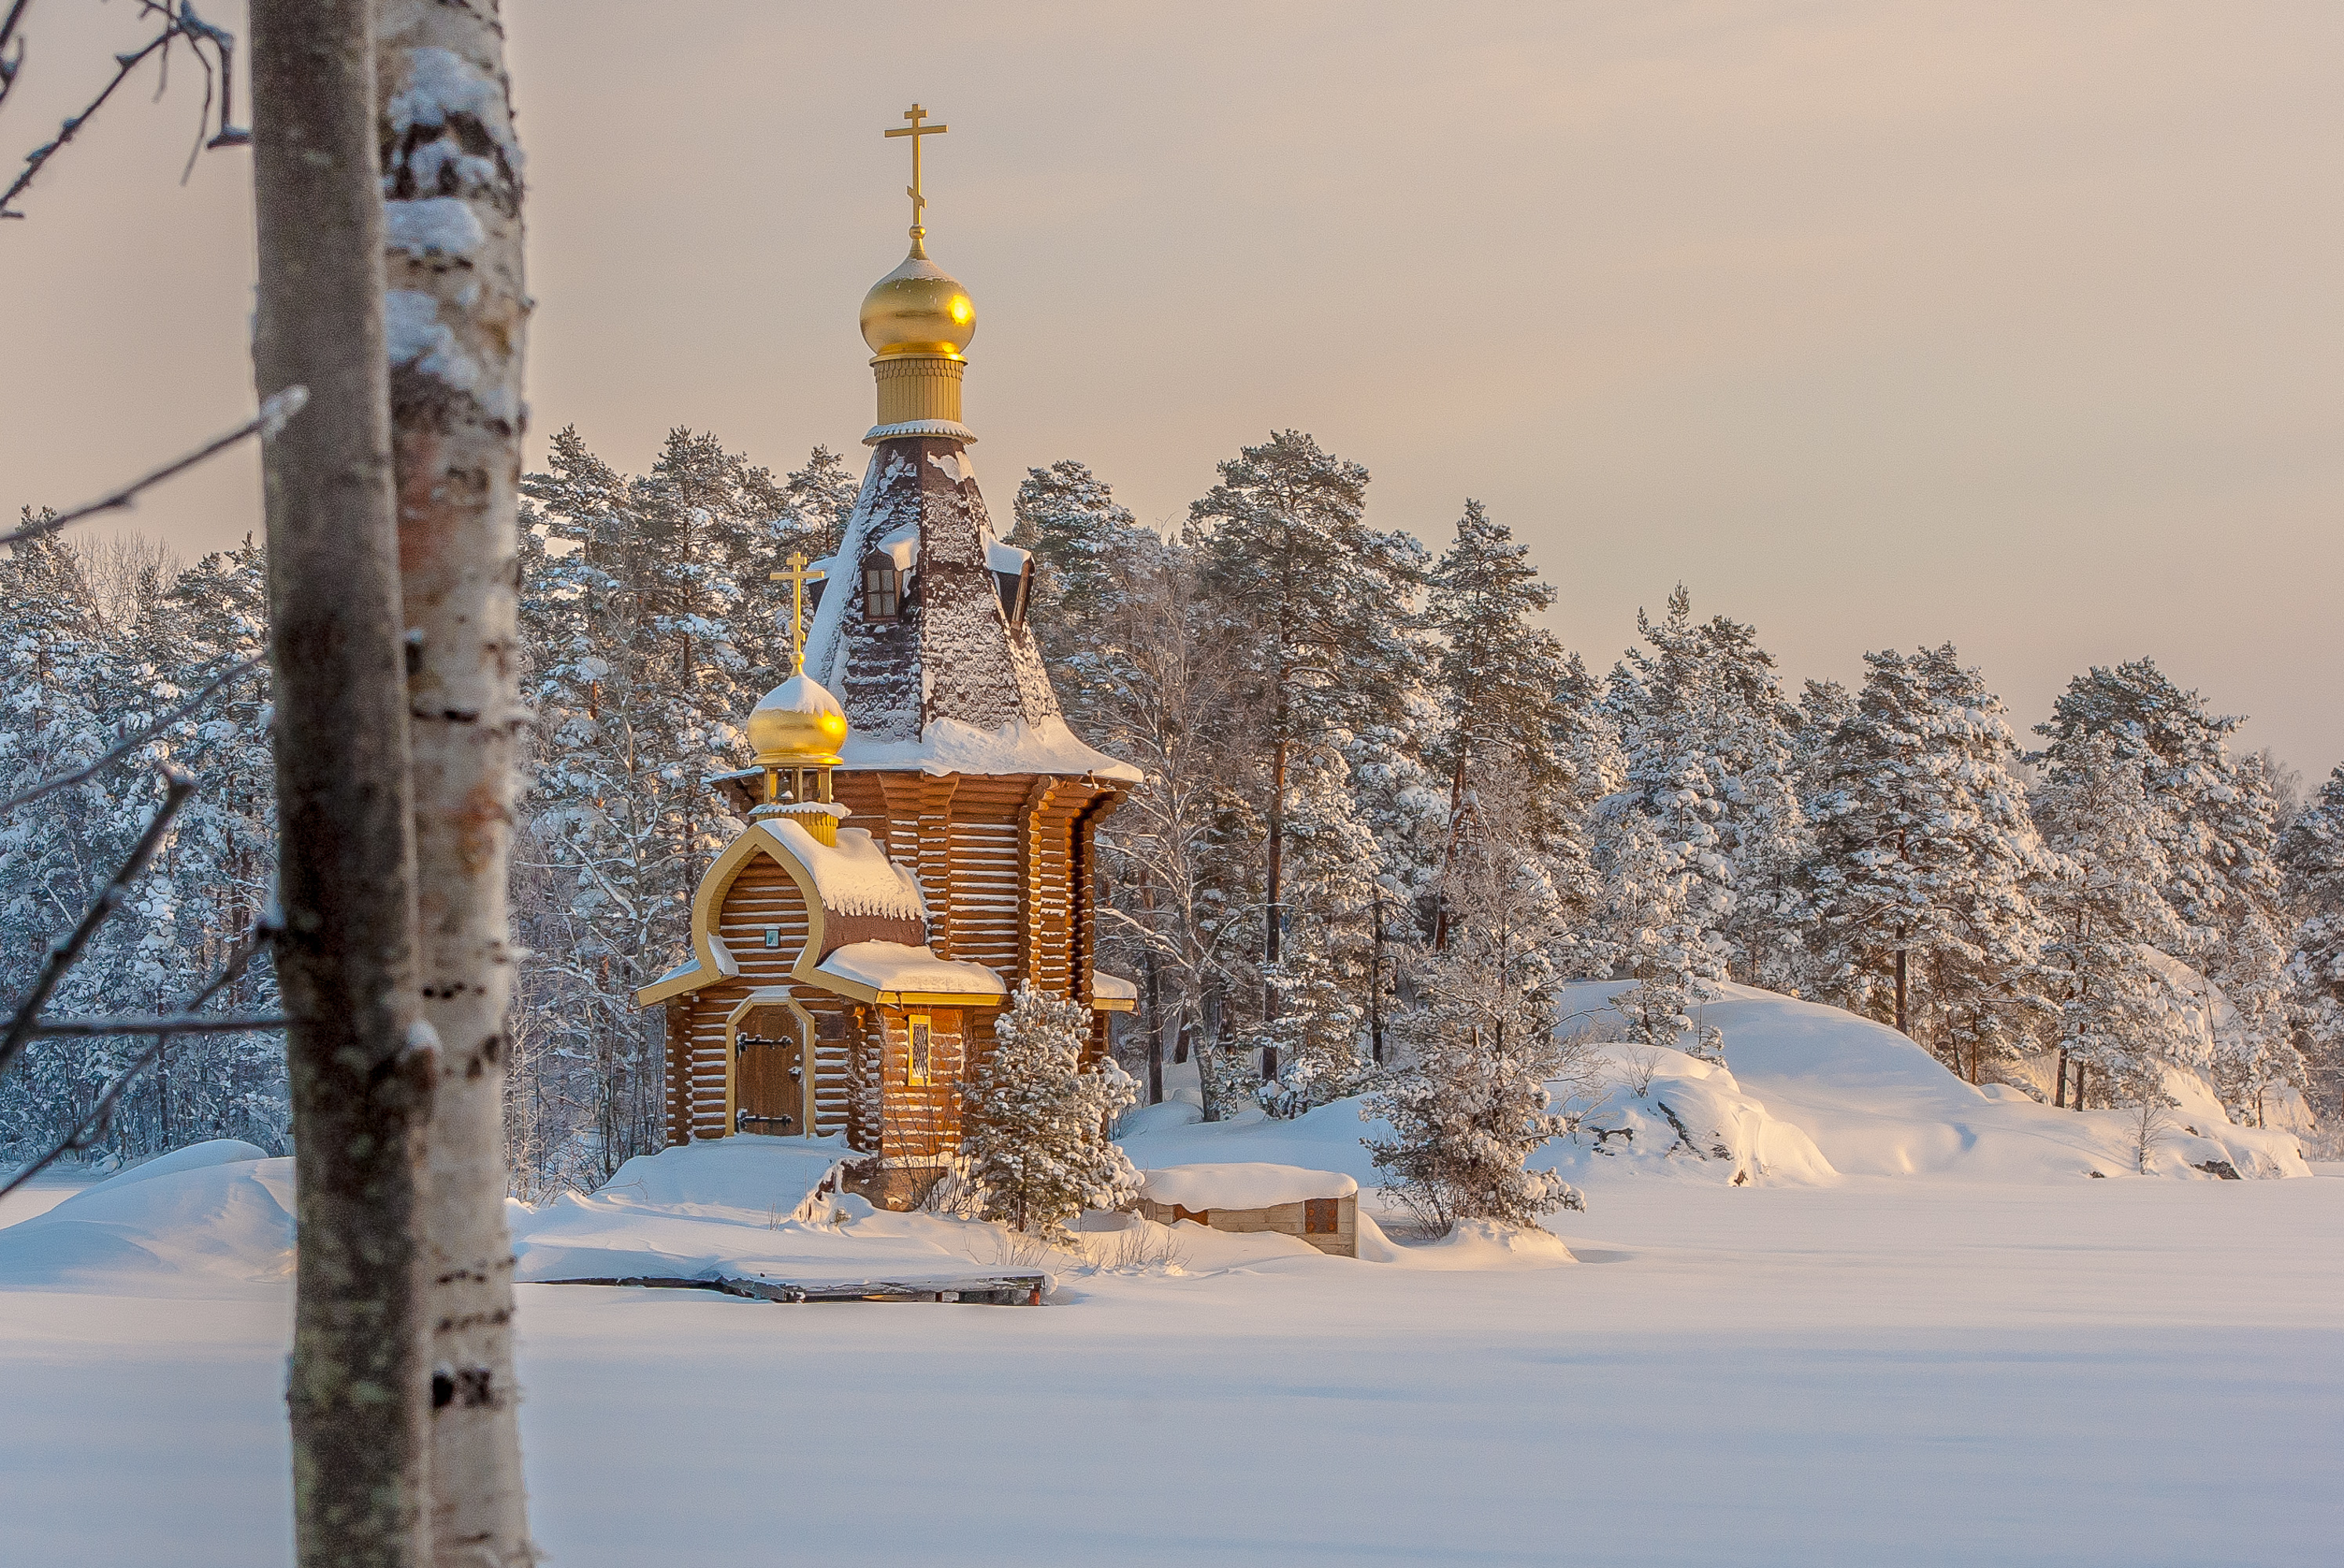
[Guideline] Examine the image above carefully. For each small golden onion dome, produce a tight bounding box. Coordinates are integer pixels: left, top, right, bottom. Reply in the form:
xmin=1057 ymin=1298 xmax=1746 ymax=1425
xmin=747 ymin=673 xmax=848 ymax=767
xmin=859 ymin=249 xmax=977 ymax=358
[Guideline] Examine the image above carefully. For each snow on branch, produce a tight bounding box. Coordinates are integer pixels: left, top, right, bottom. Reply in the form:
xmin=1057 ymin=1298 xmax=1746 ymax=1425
xmin=0 ymin=910 xmax=281 ymax=1200
xmin=29 ymin=1012 xmax=285 ymax=1036
xmin=0 ymin=650 xmax=264 ymax=813
xmin=0 ymin=387 xmax=306 ymax=549
xmin=0 ymin=0 xmax=250 ymax=220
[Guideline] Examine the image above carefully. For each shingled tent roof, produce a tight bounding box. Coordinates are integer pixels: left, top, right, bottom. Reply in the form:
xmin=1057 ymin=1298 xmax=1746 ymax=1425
xmin=800 ymin=436 xmax=1139 ymax=781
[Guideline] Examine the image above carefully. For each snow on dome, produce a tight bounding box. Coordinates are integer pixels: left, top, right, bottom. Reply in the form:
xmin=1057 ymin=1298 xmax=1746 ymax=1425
xmin=757 ymin=820 xmax=925 ymax=921
xmin=1091 ymin=971 xmax=1138 ymax=1004
xmin=747 ymin=673 xmax=848 ymax=765
xmin=839 ymin=716 xmax=1142 ymax=782
xmin=815 ymin=942 xmax=1007 ymax=1001
xmin=1140 ymin=1163 xmax=1359 ymax=1210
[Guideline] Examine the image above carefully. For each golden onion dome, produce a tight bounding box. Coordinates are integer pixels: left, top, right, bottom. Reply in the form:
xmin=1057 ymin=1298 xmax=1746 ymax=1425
xmin=746 ymin=673 xmax=848 ymax=768
xmin=859 ymin=247 xmax=977 ymax=358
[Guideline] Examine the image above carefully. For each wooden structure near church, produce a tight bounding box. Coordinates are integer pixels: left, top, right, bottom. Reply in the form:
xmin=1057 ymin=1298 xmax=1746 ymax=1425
xmin=637 ymin=111 xmax=1138 ymax=1207
xmin=1136 ymin=1165 xmax=1362 ymax=1259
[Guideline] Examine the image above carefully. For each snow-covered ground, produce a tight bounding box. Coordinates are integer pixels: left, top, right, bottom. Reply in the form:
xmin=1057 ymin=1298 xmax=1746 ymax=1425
xmin=3 ymin=988 xmax=2338 ymax=1566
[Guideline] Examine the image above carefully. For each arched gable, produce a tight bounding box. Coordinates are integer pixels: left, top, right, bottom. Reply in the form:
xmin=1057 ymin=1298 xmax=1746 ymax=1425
xmin=637 ymin=825 xmax=829 ymax=1005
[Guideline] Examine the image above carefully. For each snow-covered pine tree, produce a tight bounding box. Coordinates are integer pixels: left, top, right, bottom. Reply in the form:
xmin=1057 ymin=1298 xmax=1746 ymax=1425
xmin=956 ymin=984 xmax=1143 ymax=1240
xmin=1366 ymin=804 xmax=1586 ymax=1232
xmin=1422 ymin=500 xmax=1587 ymax=913
xmin=1591 ymin=586 xmax=1807 ymax=1002
xmin=1188 ymin=431 xmax=1424 ymax=1080
xmin=2035 ymin=661 xmax=2306 ymax=1117
xmin=1243 ymin=742 xmax=1380 ymax=1114
xmin=2279 ymin=764 xmax=2344 ymax=1125
xmin=782 ymin=445 xmax=862 ymax=561
xmin=1009 ymin=459 xmax=1155 ymax=733
xmin=514 ymin=428 xmax=745 ymax=1185
xmin=2033 ymin=733 xmax=2195 ymax=1109
xmin=1805 ymin=645 xmax=2054 ymax=1076
xmin=2035 ymin=661 xmax=2262 ymax=946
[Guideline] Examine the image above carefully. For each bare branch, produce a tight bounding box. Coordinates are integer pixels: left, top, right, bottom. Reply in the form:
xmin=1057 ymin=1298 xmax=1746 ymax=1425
xmin=0 ymin=1 xmax=246 ymax=218
xmin=30 ymin=1012 xmax=285 ymax=1036
xmin=0 ymin=651 xmax=263 ymax=813
xmin=0 ymin=2 xmax=31 ymax=114
xmin=0 ymin=768 xmax=194 ymax=1085
xmin=0 ymin=911 xmax=280 ymax=1200
xmin=0 ymin=387 xmax=305 ymax=550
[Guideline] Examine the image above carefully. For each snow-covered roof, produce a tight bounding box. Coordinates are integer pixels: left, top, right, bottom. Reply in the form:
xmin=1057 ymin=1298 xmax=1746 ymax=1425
xmin=800 ymin=442 xmax=1138 ymax=780
xmin=1140 ymin=1163 xmax=1359 ymax=1210
xmin=755 ymin=821 xmax=925 ymax=921
xmin=813 ymin=942 xmax=1007 ymax=1004
xmin=839 ymin=717 xmax=1142 ymax=782
xmin=1091 ymin=970 xmax=1138 ymax=1009
xmin=873 ymin=521 xmax=920 ymax=572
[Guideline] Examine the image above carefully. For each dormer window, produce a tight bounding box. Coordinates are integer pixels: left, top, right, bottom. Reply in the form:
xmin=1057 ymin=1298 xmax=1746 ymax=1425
xmin=996 ymin=559 xmax=1032 ymax=627
xmin=862 ymin=554 xmax=901 ymax=620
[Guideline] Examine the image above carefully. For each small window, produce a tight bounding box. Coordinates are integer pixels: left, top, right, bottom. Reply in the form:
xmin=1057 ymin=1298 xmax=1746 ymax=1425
xmin=862 ymin=555 xmax=900 ymax=619
xmin=763 ymin=925 xmax=781 ymax=949
xmin=907 ymin=1013 xmax=932 ymax=1086
xmin=996 ymin=561 xmax=1032 ymax=626
xmin=1304 ymin=1197 xmax=1340 ymax=1235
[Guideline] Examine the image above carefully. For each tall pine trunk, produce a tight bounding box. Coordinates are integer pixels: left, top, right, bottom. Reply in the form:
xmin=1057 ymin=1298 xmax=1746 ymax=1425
xmin=376 ymin=5 xmax=535 ymax=1563
xmin=1262 ymin=727 xmax=1287 ymax=1081
xmin=252 ymin=2 xmax=434 ymax=1562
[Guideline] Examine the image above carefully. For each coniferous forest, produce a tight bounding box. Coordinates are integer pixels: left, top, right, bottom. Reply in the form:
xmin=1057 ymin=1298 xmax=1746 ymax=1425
xmin=5 ymin=426 xmax=2339 ymax=1189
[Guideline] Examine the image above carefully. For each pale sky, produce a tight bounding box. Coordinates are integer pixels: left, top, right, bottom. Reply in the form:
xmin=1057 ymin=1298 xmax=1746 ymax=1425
xmin=6 ymin=2 xmax=2339 ymax=777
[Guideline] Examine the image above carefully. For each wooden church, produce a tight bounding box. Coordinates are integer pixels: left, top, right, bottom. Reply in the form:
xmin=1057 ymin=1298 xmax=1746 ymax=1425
xmin=637 ymin=105 xmax=1139 ymax=1208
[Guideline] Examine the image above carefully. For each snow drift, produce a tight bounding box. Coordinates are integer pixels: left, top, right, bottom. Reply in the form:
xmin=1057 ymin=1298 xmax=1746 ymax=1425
xmin=1560 ymin=980 xmax=2311 ymax=1182
xmin=0 ymin=1139 xmax=293 ymax=1294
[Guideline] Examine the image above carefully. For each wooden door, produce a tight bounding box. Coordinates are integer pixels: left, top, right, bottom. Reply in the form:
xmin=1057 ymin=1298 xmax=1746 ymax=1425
xmin=735 ymin=1006 xmax=807 ymax=1136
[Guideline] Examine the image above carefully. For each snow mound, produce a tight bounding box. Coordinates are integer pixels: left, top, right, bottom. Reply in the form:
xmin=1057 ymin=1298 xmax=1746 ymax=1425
xmin=1116 ymin=1059 xmax=1834 ymax=1199
xmin=546 ymin=1135 xmax=855 ymax=1218
xmin=1554 ymin=1044 xmax=1839 ymax=1189
xmin=514 ymin=1137 xmax=1043 ymax=1287
xmin=1392 ymin=1218 xmax=1577 ymax=1269
xmin=0 ymin=1142 xmax=293 ymax=1294
xmin=1561 ymin=981 xmax=2312 ymax=1182
xmin=1139 ymin=1163 xmax=1357 ymax=1209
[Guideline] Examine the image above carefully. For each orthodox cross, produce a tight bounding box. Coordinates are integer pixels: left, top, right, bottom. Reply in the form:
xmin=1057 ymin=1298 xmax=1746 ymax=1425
xmin=770 ymin=551 xmax=825 ymax=676
xmin=884 ymin=102 xmax=947 ymax=246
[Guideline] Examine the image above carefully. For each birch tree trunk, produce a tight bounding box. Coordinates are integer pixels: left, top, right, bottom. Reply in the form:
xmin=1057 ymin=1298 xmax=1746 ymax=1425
xmin=251 ymin=2 xmax=434 ymax=1564
xmin=376 ymin=3 xmax=535 ymax=1564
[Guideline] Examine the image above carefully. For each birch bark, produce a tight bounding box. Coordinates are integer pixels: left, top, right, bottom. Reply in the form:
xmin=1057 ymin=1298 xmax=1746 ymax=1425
xmin=251 ymin=2 xmax=434 ymax=1563
xmin=376 ymin=3 xmax=534 ymax=1563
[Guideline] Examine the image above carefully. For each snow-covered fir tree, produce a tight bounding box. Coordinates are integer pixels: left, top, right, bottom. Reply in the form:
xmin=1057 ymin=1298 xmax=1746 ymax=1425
xmin=1364 ymin=802 xmax=1587 ymax=1232
xmin=956 ymin=985 xmax=1143 ymax=1240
